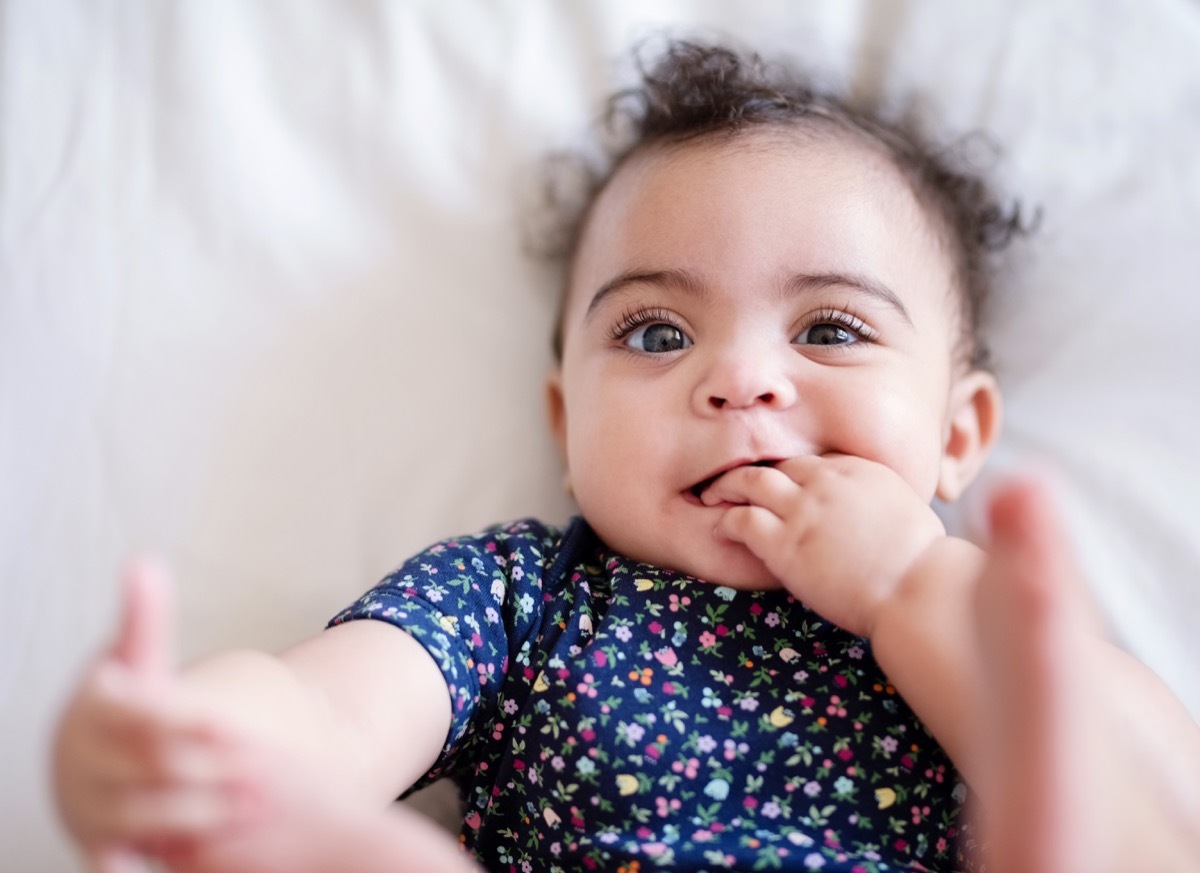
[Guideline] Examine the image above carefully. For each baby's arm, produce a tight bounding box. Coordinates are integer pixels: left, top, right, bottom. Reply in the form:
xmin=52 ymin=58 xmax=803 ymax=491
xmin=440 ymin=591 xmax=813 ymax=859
xmin=974 ymin=478 xmax=1200 ymax=873
xmin=704 ymin=456 xmax=1200 ymax=828
xmin=701 ymin=453 xmax=990 ymax=782
xmin=54 ymin=558 xmax=457 ymax=870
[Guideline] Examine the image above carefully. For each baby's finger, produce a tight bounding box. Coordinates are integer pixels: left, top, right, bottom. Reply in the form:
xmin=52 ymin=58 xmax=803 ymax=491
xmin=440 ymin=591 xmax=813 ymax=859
xmin=715 ymin=504 xmax=788 ymax=561
xmin=90 ymin=731 xmax=254 ymax=792
xmin=97 ymin=783 xmax=260 ymax=847
xmin=112 ymin=556 xmax=176 ymax=684
xmin=87 ymin=671 xmax=234 ymax=754
xmin=700 ymin=465 xmax=798 ymax=516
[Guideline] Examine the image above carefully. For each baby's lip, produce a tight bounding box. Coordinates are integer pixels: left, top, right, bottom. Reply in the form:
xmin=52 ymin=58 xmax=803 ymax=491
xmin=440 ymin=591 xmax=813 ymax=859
xmin=687 ymin=459 xmax=781 ymax=502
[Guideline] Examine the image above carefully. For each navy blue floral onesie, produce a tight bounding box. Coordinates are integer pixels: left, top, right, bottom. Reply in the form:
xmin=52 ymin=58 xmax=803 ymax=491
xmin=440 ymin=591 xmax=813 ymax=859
xmin=330 ymin=518 xmax=975 ymax=872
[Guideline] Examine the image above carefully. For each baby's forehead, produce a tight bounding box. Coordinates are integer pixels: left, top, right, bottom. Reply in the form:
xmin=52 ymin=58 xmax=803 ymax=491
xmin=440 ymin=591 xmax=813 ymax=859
xmin=580 ymin=129 xmax=952 ymax=278
xmin=560 ymin=127 xmax=968 ymax=345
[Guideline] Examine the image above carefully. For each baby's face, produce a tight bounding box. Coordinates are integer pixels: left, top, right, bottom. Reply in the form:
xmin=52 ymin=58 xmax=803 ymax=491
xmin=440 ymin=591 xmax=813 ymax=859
xmin=548 ymin=132 xmax=989 ymax=588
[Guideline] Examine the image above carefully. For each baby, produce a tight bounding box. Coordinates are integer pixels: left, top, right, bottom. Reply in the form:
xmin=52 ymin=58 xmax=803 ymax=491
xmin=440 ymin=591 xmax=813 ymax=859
xmin=53 ymin=39 xmax=1199 ymax=873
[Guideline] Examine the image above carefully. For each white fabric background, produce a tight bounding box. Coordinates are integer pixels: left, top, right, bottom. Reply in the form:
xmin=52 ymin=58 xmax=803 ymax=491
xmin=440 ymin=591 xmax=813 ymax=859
xmin=3 ymin=1 xmax=1198 ymax=870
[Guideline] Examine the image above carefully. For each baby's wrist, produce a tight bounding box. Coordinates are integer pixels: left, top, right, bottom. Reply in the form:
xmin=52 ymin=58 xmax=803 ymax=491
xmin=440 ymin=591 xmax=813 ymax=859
xmin=864 ymin=536 xmax=985 ymax=641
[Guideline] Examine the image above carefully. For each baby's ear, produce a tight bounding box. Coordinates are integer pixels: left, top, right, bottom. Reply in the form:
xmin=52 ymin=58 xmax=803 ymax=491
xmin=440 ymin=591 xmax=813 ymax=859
xmin=936 ymin=370 xmax=1003 ymax=502
xmin=545 ymin=370 xmax=568 ymax=459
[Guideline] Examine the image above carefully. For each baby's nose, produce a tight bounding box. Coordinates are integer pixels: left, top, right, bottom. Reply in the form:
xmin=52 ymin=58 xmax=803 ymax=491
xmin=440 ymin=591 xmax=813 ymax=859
xmin=698 ymin=358 xmax=797 ymax=413
xmin=708 ymin=390 xmax=782 ymax=410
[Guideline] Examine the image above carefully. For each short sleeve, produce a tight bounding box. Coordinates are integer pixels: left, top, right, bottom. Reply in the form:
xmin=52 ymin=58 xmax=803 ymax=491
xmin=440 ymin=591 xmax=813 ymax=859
xmin=327 ymin=519 xmax=561 ymax=787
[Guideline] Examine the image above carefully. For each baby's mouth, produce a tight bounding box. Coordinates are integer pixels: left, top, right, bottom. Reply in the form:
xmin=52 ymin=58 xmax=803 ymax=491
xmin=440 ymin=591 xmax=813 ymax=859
xmin=688 ymin=459 xmax=779 ymax=502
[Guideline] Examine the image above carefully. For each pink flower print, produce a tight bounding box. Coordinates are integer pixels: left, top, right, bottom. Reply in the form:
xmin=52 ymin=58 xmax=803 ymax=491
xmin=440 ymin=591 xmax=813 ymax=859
xmin=671 ymin=757 xmax=700 ymax=778
xmin=698 ymin=631 xmax=717 ymax=648
xmin=692 ymin=828 xmax=714 ymax=842
xmin=750 ymin=603 xmax=763 ymax=615
xmin=834 ymin=674 xmax=848 ymax=688
xmin=764 ymin=611 xmax=780 ymax=627
xmin=653 ymin=647 xmax=678 ymax=667
xmin=715 ymin=624 xmax=729 ymax=637
xmin=648 ymin=620 xmax=664 ymax=635
xmin=465 ymin=811 xmax=482 ymax=829
xmin=576 ymin=673 xmax=598 ymax=699
xmin=593 ymin=650 xmax=607 ymax=668
xmin=655 ymin=796 xmax=682 ymax=817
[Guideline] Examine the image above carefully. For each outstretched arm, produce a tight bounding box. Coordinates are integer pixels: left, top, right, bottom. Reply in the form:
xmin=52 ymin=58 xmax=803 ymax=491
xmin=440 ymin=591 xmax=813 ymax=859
xmin=54 ymin=558 xmax=460 ymax=870
xmin=974 ymin=478 xmax=1200 ymax=873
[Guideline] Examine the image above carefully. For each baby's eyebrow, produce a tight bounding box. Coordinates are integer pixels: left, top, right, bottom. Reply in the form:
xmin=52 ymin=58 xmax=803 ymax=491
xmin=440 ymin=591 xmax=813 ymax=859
xmin=784 ymin=272 xmax=913 ymax=326
xmin=583 ymin=267 xmax=913 ymax=326
xmin=585 ymin=268 xmax=707 ymax=319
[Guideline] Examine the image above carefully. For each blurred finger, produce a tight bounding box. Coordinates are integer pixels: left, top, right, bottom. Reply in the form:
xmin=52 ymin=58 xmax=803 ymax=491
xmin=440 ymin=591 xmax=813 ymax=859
xmin=98 ymin=784 xmax=260 ymax=846
xmin=112 ymin=556 xmax=176 ymax=683
xmin=90 ymin=731 xmax=255 ymax=792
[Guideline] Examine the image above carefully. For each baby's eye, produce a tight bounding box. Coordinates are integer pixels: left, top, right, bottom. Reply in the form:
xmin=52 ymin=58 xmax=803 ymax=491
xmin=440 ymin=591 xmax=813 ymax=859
xmin=793 ymin=310 xmax=873 ymax=347
xmin=795 ymin=323 xmax=858 ymax=346
xmin=625 ymin=322 xmax=693 ymax=354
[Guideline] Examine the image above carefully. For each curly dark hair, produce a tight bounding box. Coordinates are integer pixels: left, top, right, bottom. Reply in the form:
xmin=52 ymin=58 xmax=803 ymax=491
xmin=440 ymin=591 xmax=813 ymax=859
xmin=530 ymin=38 xmax=1033 ymax=370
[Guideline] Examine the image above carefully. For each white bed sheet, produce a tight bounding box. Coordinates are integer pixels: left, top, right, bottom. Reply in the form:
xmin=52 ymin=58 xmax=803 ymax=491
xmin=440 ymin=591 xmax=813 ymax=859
xmin=3 ymin=1 xmax=1199 ymax=869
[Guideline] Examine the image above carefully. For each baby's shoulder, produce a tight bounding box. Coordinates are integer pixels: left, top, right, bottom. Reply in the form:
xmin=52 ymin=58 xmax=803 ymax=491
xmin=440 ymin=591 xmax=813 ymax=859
xmin=387 ymin=516 xmax=590 ymax=588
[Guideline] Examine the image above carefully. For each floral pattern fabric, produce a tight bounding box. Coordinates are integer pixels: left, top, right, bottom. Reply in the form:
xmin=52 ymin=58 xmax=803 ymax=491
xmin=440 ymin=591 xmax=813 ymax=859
xmin=331 ymin=518 xmax=975 ymax=872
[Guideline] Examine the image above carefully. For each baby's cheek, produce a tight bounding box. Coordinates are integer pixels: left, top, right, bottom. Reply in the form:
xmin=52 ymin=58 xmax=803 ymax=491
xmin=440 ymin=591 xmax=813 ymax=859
xmin=837 ymin=397 xmax=943 ymax=497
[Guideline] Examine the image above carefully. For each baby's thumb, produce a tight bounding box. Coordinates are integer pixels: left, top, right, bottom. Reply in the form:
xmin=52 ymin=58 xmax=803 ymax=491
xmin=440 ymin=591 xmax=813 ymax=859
xmin=111 ymin=556 xmax=176 ymax=682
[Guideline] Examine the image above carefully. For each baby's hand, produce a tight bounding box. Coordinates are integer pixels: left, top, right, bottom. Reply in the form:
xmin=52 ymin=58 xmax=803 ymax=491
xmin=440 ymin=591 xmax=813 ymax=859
xmin=701 ymin=454 xmax=945 ymax=637
xmin=53 ymin=559 xmax=261 ymax=866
